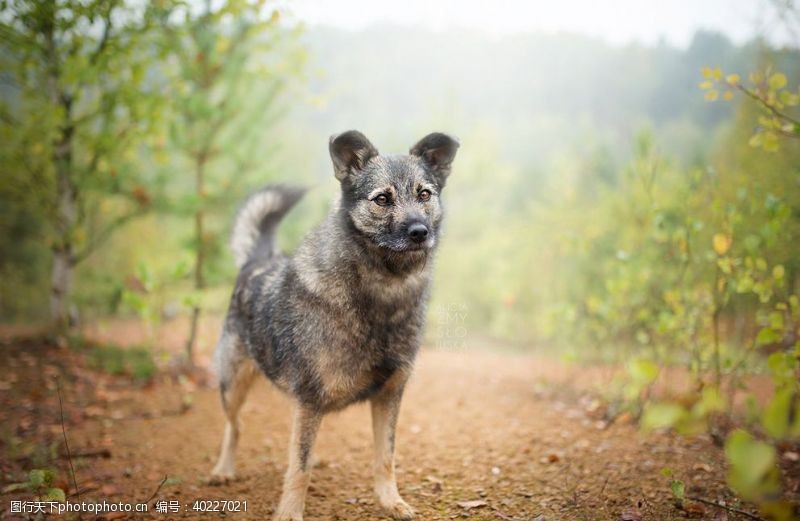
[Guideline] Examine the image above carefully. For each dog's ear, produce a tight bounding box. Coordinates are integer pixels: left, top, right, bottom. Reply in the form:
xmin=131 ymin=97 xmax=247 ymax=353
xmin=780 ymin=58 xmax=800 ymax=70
xmin=410 ymin=132 xmax=460 ymax=186
xmin=329 ymin=130 xmax=379 ymax=182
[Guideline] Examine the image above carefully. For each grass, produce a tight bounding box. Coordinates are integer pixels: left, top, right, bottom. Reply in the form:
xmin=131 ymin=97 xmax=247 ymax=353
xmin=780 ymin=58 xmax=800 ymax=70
xmin=69 ymin=335 xmax=157 ymax=381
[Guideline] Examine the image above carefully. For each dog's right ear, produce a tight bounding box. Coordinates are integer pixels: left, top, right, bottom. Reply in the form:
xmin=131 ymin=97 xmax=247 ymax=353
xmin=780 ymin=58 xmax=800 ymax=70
xmin=329 ymin=130 xmax=379 ymax=181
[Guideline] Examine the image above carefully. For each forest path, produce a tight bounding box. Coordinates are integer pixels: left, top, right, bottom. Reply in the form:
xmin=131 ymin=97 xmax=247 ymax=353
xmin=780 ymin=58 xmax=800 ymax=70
xmin=47 ymin=348 xmax=739 ymax=521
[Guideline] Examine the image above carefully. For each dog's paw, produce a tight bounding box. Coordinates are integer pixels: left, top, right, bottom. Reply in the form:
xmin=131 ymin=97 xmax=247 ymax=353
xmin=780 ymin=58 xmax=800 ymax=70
xmin=273 ymin=511 xmax=303 ymax=521
xmin=207 ymin=469 xmax=235 ymax=486
xmin=382 ymin=499 xmax=414 ymax=520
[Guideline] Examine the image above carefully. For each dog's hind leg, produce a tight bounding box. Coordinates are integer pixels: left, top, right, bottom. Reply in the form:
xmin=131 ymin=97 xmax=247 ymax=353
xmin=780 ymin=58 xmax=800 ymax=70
xmin=274 ymin=403 xmax=321 ymax=521
xmin=210 ymin=331 xmax=258 ymax=482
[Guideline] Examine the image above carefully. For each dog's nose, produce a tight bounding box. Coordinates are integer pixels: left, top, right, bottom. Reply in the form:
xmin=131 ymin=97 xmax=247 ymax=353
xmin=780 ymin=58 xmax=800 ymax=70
xmin=407 ymin=223 xmax=428 ymax=243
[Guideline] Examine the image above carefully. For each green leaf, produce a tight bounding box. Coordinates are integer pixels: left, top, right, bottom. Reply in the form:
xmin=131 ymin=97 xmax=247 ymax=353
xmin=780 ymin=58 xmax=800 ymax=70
xmin=42 ymin=487 xmax=65 ymax=502
xmin=762 ymin=389 xmax=792 ymax=439
xmin=670 ymin=479 xmax=685 ymax=500
xmin=756 ymin=327 xmax=781 ymax=346
xmin=724 ymin=429 xmax=779 ymax=500
xmin=642 ymin=402 xmax=685 ymax=431
xmin=628 ymin=358 xmax=659 ymax=385
xmin=693 ymin=387 xmax=725 ymax=416
xmin=28 ymin=469 xmax=54 ymax=488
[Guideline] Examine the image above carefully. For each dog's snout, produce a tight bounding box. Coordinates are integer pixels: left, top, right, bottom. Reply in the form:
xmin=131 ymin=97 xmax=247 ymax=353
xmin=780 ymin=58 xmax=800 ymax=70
xmin=407 ymin=223 xmax=428 ymax=243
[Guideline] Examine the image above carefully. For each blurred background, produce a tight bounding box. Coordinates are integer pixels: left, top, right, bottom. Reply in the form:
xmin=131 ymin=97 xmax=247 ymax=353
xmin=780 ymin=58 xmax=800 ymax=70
xmin=2 ymin=0 xmax=800 ymax=514
xmin=3 ymin=0 xmax=798 ymax=360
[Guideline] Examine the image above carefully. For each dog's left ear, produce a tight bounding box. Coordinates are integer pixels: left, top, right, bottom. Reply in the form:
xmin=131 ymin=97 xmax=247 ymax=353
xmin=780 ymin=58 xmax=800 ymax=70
xmin=410 ymin=132 xmax=460 ymax=186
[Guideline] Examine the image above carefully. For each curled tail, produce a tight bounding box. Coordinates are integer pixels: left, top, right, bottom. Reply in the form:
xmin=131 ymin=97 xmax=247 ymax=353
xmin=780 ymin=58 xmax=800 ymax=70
xmin=230 ymin=185 xmax=305 ymax=268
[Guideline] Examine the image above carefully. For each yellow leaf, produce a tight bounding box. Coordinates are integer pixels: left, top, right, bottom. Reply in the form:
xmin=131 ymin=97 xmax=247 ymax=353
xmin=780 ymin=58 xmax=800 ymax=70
xmin=704 ymin=90 xmax=719 ymax=101
xmin=779 ymin=90 xmax=798 ymax=106
xmin=702 ymin=66 xmax=713 ymax=79
xmin=712 ymin=67 xmax=722 ymax=80
xmin=748 ymin=133 xmax=763 ymax=147
xmin=749 ymin=71 xmax=764 ymax=84
xmin=723 ymin=91 xmax=735 ymax=101
xmin=773 ymin=265 xmax=785 ymax=279
xmin=763 ymin=132 xmax=780 ymax=152
xmin=713 ymin=233 xmax=732 ymax=255
xmin=699 ymin=80 xmax=714 ymax=90
xmin=726 ymin=73 xmax=740 ymax=85
xmin=769 ymin=73 xmax=787 ymax=90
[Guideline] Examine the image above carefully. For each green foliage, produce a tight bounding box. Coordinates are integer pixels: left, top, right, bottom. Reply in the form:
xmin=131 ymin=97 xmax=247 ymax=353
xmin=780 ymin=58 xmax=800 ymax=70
xmin=2 ymin=469 xmax=65 ymax=502
xmin=85 ymin=342 xmax=156 ymax=381
xmin=701 ymin=65 xmax=800 ymax=151
xmin=0 ymin=0 xmax=169 ymax=322
xmin=145 ymin=0 xmax=303 ymax=360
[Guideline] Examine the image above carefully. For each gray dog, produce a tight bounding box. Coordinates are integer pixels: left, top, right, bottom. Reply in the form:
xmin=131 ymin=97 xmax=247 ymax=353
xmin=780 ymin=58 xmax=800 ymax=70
xmin=210 ymin=130 xmax=459 ymax=520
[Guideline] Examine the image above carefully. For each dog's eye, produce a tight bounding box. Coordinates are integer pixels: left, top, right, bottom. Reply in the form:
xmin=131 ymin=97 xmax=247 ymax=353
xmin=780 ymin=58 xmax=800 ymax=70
xmin=418 ymin=190 xmax=432 ymax=202
xmin=373 ymin=194 xmax=391 ymax=206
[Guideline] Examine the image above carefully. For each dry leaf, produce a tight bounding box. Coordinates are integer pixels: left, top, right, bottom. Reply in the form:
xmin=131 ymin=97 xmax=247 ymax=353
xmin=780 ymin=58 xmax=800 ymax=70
xmin=456 ymin=500 xmax=488 ymax=509
xmin=620 ymin=508 xmax=642 ymax=521
xmin=683 ymin=501 xmax=706 ymax=518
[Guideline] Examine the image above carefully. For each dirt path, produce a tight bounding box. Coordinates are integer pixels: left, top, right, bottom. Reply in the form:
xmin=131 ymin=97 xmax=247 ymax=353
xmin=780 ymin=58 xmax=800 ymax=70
xmin=20 ymin=347 xmax=736 ymax=521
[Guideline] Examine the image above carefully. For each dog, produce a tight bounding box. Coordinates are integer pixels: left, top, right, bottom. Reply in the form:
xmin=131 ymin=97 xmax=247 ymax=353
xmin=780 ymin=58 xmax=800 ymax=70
xmin=210 ymin=130 xmax=460 ymax=520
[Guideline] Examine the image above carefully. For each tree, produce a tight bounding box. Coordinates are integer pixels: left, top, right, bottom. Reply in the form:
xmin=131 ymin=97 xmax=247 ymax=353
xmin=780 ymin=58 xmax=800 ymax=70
xmin=154 ymin=0 xmax=302 ymax=364
xmin=0 ymin=0 xmax=164 ymax=328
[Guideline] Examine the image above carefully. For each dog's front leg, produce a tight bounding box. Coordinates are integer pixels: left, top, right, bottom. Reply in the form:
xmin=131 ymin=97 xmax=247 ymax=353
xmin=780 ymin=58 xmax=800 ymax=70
xmin=274 ymin=403 xmax=321 ymax=521
xmin=371 ymin=386 xmax=414 ymax=520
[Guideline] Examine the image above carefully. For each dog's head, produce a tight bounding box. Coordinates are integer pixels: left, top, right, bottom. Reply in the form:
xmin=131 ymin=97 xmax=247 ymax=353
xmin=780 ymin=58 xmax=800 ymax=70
xmin=330 ymin=130 xmax=459 ymax=255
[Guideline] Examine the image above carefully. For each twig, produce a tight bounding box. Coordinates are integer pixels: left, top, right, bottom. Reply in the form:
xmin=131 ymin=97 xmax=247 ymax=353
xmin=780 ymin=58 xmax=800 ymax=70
xmin=737 ymin=84 xmax=800 ymax=129
xmin=146 ymin=475 xmax=169 ymax=504
xmin=686 ymin=495 xmax=764 ymax=521
xmin=56 ymin=378 xmax=81 ymax=503
xmin=60 ymin=448 xmax=112 ymax=459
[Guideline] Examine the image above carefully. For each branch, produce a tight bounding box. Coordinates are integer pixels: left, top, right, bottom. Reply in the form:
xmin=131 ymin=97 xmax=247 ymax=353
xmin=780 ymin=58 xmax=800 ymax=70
xmin=146 ymin=475 xmax=169 ymax=504
xmin=71 ymin=206 xmax=146 ymax=265
xmin=738 ymin=84 xmax=800 ymax=129
xmin=89 ymin=2 xmax=115 ymax=66
xmin=56 ymin=378 xmax=81 ymax=503
xmin=685 ymin=496 xmax=764 ymax=521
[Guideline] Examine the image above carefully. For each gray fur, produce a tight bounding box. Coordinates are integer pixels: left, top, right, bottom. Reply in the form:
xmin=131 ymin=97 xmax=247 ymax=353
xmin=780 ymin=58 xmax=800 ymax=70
xmin=212 ymin=130 xmax=459 ymax=520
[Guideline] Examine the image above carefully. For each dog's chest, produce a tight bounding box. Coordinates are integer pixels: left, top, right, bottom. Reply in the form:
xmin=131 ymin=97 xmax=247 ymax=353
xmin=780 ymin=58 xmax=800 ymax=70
xmin=313 ymin=298 xmax=422 ymax=409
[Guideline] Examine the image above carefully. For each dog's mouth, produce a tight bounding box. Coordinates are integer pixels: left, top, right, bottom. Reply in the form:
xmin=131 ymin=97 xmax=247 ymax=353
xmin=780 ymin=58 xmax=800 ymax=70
xmin=378 ymin=237 xmax=434 ymax=253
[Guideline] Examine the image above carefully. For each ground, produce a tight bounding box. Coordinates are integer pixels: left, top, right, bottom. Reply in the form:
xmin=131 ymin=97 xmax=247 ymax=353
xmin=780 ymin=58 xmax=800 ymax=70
xmin=0 ymin=323 xmax=771 ymax=520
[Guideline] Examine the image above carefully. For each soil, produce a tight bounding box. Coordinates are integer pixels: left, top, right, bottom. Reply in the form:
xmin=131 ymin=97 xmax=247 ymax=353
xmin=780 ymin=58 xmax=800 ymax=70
xmin=0 ymin=323 xmax=774 ymax=520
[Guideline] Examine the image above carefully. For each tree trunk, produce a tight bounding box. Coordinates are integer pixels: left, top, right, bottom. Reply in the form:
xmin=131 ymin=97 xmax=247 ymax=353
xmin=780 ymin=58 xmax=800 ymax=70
xmin=50 ymin=125 xmax=77 ymax=329
xmin=45 ymin=15 xmax=77 ymax=330
xmin=185 ymin=154 xmax=206 ymax=365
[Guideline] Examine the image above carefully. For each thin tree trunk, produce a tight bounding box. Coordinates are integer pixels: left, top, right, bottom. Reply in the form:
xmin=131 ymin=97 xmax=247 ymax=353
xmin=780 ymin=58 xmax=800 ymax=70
xmin=185 ymin=154 xmax=206 ymax=365
xmin=45 ymin=15 xmax=77 ymax=330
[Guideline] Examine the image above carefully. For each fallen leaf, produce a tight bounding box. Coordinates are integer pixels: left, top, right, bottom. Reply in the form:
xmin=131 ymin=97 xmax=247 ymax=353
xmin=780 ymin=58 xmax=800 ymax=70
xmin=713 ymin=509 xmax=729 ymax=521
xmin=540 ymin=452 xmax=560 ymax=464
xmin=620 ymin=508 xmax=642 ymax=521
xmin=683 ymin=501 xmax=707 ymax=518
xmin=456 ymin=500 xmax=488 ymax=510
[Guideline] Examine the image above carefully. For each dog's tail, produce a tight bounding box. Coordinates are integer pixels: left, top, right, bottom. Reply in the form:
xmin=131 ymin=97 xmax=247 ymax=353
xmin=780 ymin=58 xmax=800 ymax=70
xmin=230 ymin=184 xmax=306 ymax=268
